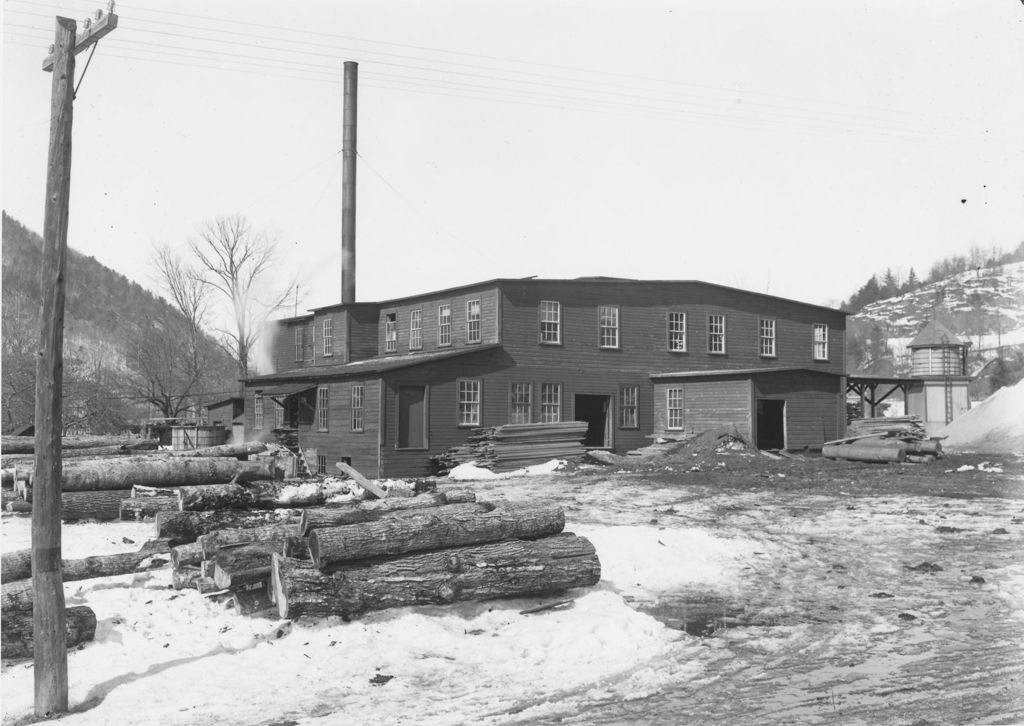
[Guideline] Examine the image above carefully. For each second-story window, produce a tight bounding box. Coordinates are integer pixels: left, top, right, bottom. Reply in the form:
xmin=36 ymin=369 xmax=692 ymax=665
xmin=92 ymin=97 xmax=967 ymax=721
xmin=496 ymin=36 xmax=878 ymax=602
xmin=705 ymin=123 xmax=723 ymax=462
xmin=322 ymin=318 xmax=333 ymax=357
xmin=409 ymin=309 xmax=422 ymax=350
xmin=384 ymin=313 xmax=397 ymax=353
xmin=467 ymin=299 xmax=481 ymax=344
xmin=316 ymin=386 xmax=329 ymax=431
xmin=294 ymin=327 xmax=304 ymax=361
xmin=708 ymin=314 xmax=726 ymax=354
xmin=599 ymin=305 xmax=619 ymax=349
xmin=540 ymin=301 xmax=561 ymax=344
xmin=438 ymin=304 xmax=452 ymax=346
xmin=760 ymin=319 xmax=776 ymax=357
xmin=813 ymin=324 xmax=829 ymax=360
xmin=668 ymin=312 xmax=687 ymax=352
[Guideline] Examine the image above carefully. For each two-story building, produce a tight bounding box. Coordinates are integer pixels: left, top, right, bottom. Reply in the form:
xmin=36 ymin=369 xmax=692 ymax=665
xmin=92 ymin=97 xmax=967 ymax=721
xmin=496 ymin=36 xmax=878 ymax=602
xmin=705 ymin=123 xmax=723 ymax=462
xmin=244 ymin=278 xmax=847 ymax=478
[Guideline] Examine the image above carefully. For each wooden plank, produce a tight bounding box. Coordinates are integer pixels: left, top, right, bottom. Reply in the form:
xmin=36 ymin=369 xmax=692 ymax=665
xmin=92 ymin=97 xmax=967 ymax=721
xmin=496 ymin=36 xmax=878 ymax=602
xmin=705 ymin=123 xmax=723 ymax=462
xmin=335 ymin=461 xmax=387 ymax=499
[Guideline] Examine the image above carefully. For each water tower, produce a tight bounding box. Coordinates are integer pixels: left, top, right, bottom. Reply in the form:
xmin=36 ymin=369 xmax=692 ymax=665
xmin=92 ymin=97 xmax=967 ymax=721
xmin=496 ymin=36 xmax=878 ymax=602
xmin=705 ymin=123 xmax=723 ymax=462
xmin=905 ymin=320 xmax=972 ymax=435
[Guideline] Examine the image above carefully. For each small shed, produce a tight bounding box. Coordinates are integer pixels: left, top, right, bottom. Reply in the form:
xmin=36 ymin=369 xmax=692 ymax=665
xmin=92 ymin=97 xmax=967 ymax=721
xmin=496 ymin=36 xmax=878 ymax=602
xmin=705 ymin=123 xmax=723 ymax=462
xmin=171 ymin=425 xmax=227 ymax=451
xmin=204 ymin=397 xmax=245 ymax=445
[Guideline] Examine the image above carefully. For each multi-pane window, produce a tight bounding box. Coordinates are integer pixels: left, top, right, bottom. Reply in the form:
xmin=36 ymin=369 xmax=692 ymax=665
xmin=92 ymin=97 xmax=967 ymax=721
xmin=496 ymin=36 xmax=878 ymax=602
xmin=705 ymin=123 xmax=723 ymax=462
xmin=813 ymin=324 xmax=829 ymax=360
xmin=351 ymin=384 xmax=364 ymax=431
xmin=294 ymin=327 xmax=304 ymax=361
xmin=438 ymin=304 xmax=452 ymax=346
xmin=540 ymin=383 xmax=561 ymax=423
xmin=620 ymin=386 xmax=638 ymax=428
xmin=384 ymin=313 xmax=397 ymax=353
xmin=510 ymin=383 xmax=532 ymax=424
xmin=274 ymin=401 xmax=284 ymax=428
xmin=759 ymin=319 xmax=776 ymax=357
xmin=668 ymin=312 xmax=687 ymax=352
xmin=253 ymin=394 xmax=264 ymax=430
xmin=322 ymin=318 xmax=333 ymax=357
xmin=599 ymin=305 xmax=619 ymax=349
xmin=467 ymin=300 xmax=482 ymax=344
xmin=667 ymin=388 xmax=684 ymax=430
xmin=457 ymin=379 xmax=481 ymax=426
xmin=540 ymin=301 xmax=561 ymax=344
xmin=708 ymin=314 xmax=726 ymax=354
xmin=409 ymin=309 xmax=422 ymax=350
xmin=316 ymin=386 xmax=329 ymax=431
xmin=316 ymin=455 xmax=327 ymax=475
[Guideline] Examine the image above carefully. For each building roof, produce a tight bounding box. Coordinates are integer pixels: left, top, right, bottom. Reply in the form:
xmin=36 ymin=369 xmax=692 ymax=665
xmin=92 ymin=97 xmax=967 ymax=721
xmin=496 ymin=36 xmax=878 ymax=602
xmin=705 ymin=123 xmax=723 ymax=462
xmin=907 ymin=320 xmax=965 ymax=349
xmin=649 ymin=366 xmax=840 ymax=380
xmin=247 ymin=344 xmax=502 ymax=386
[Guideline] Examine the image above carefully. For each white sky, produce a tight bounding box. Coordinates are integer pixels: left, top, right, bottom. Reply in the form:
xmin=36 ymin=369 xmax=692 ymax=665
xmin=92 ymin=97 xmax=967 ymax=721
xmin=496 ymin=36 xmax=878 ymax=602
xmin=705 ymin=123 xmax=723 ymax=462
xmin=3 ymin=0 xmax=1023 ymax=315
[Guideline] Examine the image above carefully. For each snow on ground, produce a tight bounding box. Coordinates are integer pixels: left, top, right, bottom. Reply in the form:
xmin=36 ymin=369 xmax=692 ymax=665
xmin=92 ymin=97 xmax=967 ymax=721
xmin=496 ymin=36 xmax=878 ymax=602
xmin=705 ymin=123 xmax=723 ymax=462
xmin=938 ymin=378 xmax=1024 ymax=454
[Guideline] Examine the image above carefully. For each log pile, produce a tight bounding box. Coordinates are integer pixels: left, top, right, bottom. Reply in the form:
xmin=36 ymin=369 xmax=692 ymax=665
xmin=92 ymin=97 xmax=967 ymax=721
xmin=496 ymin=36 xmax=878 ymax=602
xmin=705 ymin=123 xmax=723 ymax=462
xmin=431 ymin=421 xmax=590 ymax=474
xmin=823 ymin=418 xmax=942 ymax=464
xmin=1 ymin=580 xmax=97 ymax=659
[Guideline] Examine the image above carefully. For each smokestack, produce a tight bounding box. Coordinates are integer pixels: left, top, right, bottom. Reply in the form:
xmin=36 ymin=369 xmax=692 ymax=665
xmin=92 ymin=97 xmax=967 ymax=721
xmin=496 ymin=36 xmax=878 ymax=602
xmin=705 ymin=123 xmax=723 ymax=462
xmin=341 ymin=61 xmax=358 ymax=304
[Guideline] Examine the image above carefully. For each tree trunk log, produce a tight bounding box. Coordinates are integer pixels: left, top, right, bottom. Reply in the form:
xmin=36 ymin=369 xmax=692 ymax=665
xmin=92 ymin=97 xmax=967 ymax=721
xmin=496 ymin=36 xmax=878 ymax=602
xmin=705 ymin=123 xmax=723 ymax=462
xmin=0 ymin=606 xmax=97 ymax=659
xmin=272 ymin=533 xmax=601 ymax=619
xmin=309 ymin=502 xmax=563 ymax=569
xmin=60 ymin=456 xmax=276 ymax=493
xmin=155 ymin=509 xmax=302 ymax=545
xmin=2 ymin=549 xmax=32 ymax=582
xmin=177 ymin=480 xmax=338 ymax=511
xmin=1 ymin=434 xmax=157 ymax=454
xmin=822 ymin=442 xmax=906 ymax=462
xmin=198 ymin=524 xmax=300 ymax=559
xmin=212 ymin=543 xmax=281 ymax=590
xmin=298 ymin=490 xmax=481 ymax=536
xmin=0 ymin=540 xmax=170 ymax=584
xmin=166 ymin=442 xmax=267 ymax=458
xmin=170 ymin=542 xmax=204 ymax=568
xmin=120 ymin=496 xmax=178 ymax=521
xmin=904 ymin=440 xmax=942 ymax=456
xmin=61 ymin=489 xmax=130 ymax=521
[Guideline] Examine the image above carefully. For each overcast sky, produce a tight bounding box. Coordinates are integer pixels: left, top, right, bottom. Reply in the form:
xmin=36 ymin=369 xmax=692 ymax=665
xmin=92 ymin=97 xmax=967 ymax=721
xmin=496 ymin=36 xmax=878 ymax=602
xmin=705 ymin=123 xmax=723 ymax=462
xmin=3 ymin=0 xmax=1023 ymax=316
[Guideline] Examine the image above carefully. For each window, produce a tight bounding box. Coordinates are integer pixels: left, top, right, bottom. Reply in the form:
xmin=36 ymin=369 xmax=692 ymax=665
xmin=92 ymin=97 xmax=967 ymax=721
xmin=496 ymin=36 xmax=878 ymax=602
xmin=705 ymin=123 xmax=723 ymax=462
xmin=760 ymin=319 xmax=776 ymax=357
xmin=708 ymin=314 xmax=726 ymax=354
xmin=466 ymin=299 xmax=481 ymax=344
xmin=322 ymin=318 xmax=333 ymax=357
xmin=438 ymin=304 xmax=452 ymax=346
xmin=668 ymin=312 xmax=687 ymax=352
xmin=409 ymin=309 xmax=422 ymax=350
xmin=316 ymin=386 xmax=329 ymax=431
xmin=813 ymin=324 xmax=829 ymax=360
xmin=599 ymin=305 xmax=619 ymax=349
xmin=274 ymin=401 xmax=284 ymax=429
xmin=510 ymin=383 xmax=532 ymax=424
xmin=620 ymin=386 xmax=638 ymax=428
xmin=540 ymin=383 xmax=561 ymax=423
xmin=316 ymin=455 xmax=327 ymax=475
xmin=253 ymin=394 xmax=264 ymax=430
xmin=667 ymin=388 xmax=684 ymax=430
xmin=351 ymin=384 xmax=364 ymax=431
xmin=294 ymin=327 xmax=304 ymax=361
xmin=457 ymin=379 xmax=481 ymax=426
xmin=540 ymin=301 xmax=561 ymax=344
xmin=384 ymin=313 xmax=397 ymax=353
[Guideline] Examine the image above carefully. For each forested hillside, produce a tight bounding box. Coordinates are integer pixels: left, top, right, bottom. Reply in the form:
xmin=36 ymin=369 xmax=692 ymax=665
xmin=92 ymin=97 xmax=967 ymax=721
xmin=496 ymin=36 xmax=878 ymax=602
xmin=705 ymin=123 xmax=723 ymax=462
xmin=1 ymin=212 xmax=238 ymax=433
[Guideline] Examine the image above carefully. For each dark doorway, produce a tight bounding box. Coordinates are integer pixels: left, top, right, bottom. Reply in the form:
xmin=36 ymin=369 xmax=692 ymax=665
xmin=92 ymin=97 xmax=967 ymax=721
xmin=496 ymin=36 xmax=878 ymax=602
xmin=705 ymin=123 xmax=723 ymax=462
xmin=574 ymin=394 xmax=611 ymax=448
xmin=397 ymin=386 xmax=427 ymax=448
xmin=756 ymin=399 xmax=786 ymax=450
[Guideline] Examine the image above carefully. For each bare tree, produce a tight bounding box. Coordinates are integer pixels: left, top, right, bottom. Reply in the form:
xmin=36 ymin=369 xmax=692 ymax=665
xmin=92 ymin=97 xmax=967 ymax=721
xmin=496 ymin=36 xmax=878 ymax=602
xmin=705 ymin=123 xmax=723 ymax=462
xmin=188 ymin=215 xmax=295 ymax=390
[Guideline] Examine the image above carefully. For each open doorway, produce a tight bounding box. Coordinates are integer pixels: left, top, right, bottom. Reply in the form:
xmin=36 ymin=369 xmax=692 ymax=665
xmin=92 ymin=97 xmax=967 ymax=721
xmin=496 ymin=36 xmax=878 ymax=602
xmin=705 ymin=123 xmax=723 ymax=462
xmin=756 ymin=399 xmax=786 ymax=450
xmin=574 ymin=394 xmax=611 ymax=448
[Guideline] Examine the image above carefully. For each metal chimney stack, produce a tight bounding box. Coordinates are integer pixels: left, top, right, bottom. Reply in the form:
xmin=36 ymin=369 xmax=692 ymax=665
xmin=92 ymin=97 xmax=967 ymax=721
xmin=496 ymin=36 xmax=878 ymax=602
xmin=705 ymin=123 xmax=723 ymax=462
xmin=341 ymin=61 xmax=357 ymax=304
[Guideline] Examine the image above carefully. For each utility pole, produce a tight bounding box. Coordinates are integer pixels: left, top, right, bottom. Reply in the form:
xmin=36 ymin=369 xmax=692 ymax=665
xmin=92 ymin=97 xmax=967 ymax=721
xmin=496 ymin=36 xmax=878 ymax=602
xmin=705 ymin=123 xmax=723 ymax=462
xmin=34 ymin=5 xmax=117 ymax=717
xmin=341 ymin=61 xmax=357 ymax=304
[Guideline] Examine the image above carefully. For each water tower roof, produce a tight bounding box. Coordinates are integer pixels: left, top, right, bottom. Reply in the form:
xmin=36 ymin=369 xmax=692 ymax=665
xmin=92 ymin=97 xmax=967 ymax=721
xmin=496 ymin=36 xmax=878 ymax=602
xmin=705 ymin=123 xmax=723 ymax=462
xmin=908 ymin=320 xmax=965 ymax=349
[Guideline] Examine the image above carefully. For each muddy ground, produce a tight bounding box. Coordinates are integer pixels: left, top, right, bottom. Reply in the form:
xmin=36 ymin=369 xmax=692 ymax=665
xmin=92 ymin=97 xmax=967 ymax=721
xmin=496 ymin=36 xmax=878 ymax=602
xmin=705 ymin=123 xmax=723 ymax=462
xmin=463 ymin=451 xmax=1024 ymax=724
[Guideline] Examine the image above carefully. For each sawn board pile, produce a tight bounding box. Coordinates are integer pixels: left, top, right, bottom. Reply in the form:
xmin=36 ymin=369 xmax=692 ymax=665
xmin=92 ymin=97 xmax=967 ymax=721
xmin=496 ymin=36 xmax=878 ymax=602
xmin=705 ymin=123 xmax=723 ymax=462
xmin=432 ymin=421 xmax=590 ymax=473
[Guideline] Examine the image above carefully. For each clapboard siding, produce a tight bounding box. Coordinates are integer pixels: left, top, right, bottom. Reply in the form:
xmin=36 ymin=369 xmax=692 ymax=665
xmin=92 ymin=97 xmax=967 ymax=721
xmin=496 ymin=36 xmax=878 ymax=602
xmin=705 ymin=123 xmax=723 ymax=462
xmin=752 ymin=370 xmax=844 ymax=449
xmin=298 ymin=378 xmax=381 ymax=476
xmin=652 ymin=379 xmax=752 ymax=440
xmin=267 ymin=316 xmax=314 ymax=373
xmin=376 ymin=287 xmax=500 ymax=357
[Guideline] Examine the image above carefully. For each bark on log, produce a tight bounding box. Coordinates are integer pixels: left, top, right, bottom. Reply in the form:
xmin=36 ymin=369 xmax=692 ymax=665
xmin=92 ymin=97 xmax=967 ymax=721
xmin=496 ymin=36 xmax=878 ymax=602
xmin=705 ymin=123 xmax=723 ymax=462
xmin=132 ymin=485 xmax=178 ymax=497
xmin=272 ymin=532 xmax=601 ymax=620
xmin=60 ymin=456 xmax=276 ymax=493
xmin=904 ymin=440 xmax=942 ymax=456
xmin=170 ymin=542 xmax=204 ymax=568
xmin=1 ymin=434 xmax=157 ymax=454
xmin=198 ymin=524 xmax=300 ymax=559
xmin=230 ymin=588 xmax=275 ymax=616
xmin=1 ymin=606 xmax=97 ymax=659
xmin=309 ymin=502 xmax=564 ymax=568
xmin=298 ymin=491 xmax=482 ymax=536
xmin=155 ymin=509 xmax=302 ymax=545
xmin=822 ymin=442 xmax=907 ymax=463
xmin=282 ymin=534 xmax=311 ymax=560
xmin=120 ymin=496 xmax=178 ymax=521
xmin=0 ymin=540 xmax=170 ymax=584
xmin=212 ymin=543 xmax=281 ymax=590
xmin=177 ymin=480 xmax=336 ymax=511
xmin=61 ymin=489 xmax=131 ymax=521
xmin=6 ymin=500 xmax=32 ymax=513
xmin=1 ymin=549 xmax=32 ymax=582
xmin=166 ymin=442 xmax=267 ymax=458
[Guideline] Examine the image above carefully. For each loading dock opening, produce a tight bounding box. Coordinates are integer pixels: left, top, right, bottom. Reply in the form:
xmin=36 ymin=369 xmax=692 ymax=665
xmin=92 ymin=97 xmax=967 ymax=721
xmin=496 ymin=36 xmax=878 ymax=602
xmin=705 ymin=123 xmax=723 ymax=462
xmin=574 ymin=394 xmax=612 ymax=448
xmin=756 ymin=399 xmax=786 ymax=449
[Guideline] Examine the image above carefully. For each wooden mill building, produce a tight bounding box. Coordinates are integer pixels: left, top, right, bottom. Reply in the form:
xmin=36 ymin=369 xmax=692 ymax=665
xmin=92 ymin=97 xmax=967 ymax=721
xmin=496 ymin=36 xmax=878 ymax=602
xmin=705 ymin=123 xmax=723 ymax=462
xmin=243 ymin=278 xmax=847 ymax=478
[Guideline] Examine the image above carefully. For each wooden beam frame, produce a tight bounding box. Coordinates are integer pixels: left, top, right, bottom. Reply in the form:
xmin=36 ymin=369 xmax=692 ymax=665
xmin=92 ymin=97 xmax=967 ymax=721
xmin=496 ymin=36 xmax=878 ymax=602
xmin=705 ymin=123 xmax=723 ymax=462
xmin=42 ymin=11 xmax=118 ymax=72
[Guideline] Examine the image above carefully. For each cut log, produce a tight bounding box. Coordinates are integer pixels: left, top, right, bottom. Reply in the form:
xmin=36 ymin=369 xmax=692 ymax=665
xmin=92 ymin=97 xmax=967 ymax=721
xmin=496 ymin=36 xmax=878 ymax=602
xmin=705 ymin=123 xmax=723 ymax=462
xmin=0 ymin=540 xmax=170 ymax=584
xmin=282 ymin=534 xmax=311 ymax=560
xmin=822 ymin=442 xmax=907 ymax=463
xmin=1 ymin=434 xmax=157 ymax=454
xmin=308 ymin=502 xmax=564 ymax=568
xmin=272 ymin=532 xmax=601 ymax=620
xmin=172 ymin=565 xmax=202 ymax=590
xmin=1 ymin=579 xmax=33 ymax=611
xmin=195 ymin=577 xmax=219 ymax=594
xmin=1 ymin=605 xmax=97 ymax=659
xmin=167 ymin=442 xmax=268 ymax=458
xmin=5 ymin=500 xmax=32 ymax=513
xmin=335 ymin=461 xmax=387 ymax=499
xmin=120 ymin=496 xmax=178 ymax=521
xmin=298 ymin=491 xmax=482 ymax=536
xmin=177 ymin=480 xmax=338 ymax=512
xmin=904 ymin=440 xmax=942 ymax=456
xmin=60 ymin=456 xmax=277 ymax=493
xmin=170 ymin=542 xmax=204 ymax=568
xmin=230 ymin=588 xmax=276 ymax=616
xmin=198 ymin=524 xmax=301 ymax=559
xmin=212 ymin=543 xmax=281 ymax=590
xmin=155 ymin=509 xmax=302 ymax=545
xmin=132 ymin=485 xmax=178 ymax=497
xmin=61 ymin=489 xmax=131 ymax=521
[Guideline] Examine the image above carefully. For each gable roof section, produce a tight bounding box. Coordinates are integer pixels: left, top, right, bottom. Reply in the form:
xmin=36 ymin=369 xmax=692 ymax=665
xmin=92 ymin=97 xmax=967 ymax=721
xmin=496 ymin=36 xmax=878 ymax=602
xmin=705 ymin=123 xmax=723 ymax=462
xmin=246 ymin=343 xmax=502 ymax=386
xmin=907 ymin=319 xmax=965 ymax=349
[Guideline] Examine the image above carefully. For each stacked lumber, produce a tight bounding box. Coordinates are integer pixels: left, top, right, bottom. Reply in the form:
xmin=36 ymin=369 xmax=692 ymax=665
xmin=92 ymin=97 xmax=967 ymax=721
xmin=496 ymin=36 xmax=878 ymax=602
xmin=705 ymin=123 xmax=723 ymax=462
xmin=847 ymin=416 xmax=928 ymax=439
xmin=823 ymin=417 xmax=942 ymax=464
xmin=432 ymin=421 xmax=589 ymax=473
